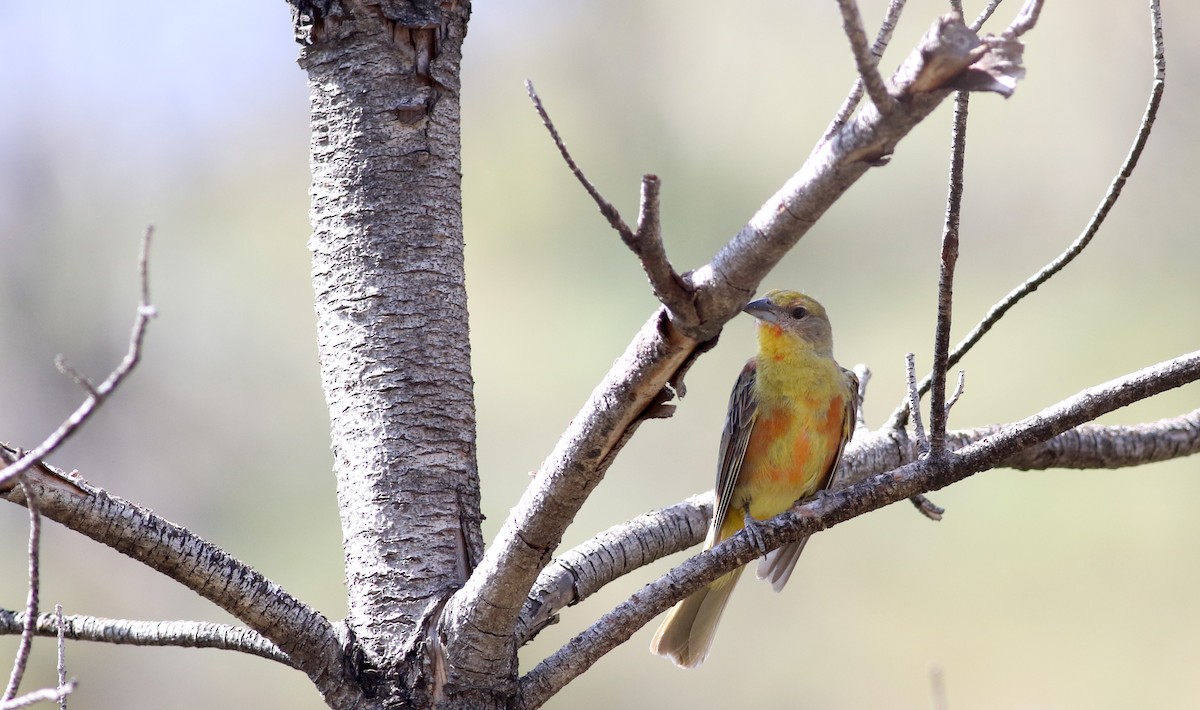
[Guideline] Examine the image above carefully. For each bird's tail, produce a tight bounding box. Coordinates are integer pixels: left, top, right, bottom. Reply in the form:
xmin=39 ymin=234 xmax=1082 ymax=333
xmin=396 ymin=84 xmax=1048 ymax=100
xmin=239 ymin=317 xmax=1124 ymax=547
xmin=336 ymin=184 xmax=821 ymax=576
xmin=649 ymin=567 xmax=743 ymax=668
xmin=756 ymin=536 xmax=811 ymax=592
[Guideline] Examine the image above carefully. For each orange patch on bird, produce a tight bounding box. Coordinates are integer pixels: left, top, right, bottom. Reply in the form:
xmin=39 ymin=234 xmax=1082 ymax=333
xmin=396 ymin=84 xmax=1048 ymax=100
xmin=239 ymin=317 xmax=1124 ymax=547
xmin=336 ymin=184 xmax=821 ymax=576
xmin=824 ymin=396 xmax=845 ymax=433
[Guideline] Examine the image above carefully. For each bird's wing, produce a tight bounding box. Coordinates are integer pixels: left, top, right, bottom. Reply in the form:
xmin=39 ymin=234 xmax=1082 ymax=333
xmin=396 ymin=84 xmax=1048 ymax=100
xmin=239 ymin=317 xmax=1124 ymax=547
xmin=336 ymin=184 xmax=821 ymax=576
xmin=708 ymin=359 xmax=758 ymax=548
xmin=826 ymin=367 xmax=860 ymax=492
xmin=756 ymin=365 xmax=860 ymax=591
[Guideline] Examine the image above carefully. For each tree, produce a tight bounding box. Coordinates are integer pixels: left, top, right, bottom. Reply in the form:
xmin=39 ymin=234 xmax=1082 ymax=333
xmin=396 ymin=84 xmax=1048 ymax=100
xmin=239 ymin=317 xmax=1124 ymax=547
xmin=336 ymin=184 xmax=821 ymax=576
xmin=3 ymin=0 xmax=1199 ymax=708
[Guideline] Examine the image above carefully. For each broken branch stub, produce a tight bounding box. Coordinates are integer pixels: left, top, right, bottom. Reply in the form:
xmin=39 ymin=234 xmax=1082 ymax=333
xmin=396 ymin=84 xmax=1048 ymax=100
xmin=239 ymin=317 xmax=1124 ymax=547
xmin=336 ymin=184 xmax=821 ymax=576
xmin=894 ymin=13 xmax=1026 ymax=98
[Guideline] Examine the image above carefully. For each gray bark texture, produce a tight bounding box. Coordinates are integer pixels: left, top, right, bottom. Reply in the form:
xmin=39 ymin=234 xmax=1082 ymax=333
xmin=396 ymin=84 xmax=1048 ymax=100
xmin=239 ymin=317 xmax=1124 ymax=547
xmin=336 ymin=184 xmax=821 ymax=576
xmin=295 ymin=1 xmax=485 ymax=706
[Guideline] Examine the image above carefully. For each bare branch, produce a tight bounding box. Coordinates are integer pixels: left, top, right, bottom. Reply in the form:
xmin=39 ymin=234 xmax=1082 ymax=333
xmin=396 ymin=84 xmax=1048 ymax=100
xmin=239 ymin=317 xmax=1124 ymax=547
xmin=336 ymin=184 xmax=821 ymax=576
xmin=0 ymin=228 xmax=156 ymax=492
xmin=905 ymin=353 xmax=928 ymax=454
xmin=887 ymin=0 xmax=1165 ymax=429
xmin=515 ymin=494 xmax=711 ymax=646
xmin=945 ymin=370 xmax=966 ymax=413
xmin=517 ymin=351 xmax=1200 ymax=706
xmin=970 ymin=0 xmax=1006 ymax=30
xmin=852 ymin=364 xmax=872 ymax=430
xmin=54 ymin=606 xmax=66 ymax=710
xmin=1009 ymin=0 xmax=1045 ymax=37
xmin=511 ymin=407 xmax=1200 ymax=644
xmin=633 ymin=175 xmax=696 ymax=325
xmin=910 ymin=494 xmax=946 ymax=521
xmin=822 ymin=0 xmax=908 ymax=143
xmin=525 ymin=83 xmax=694 ymax=325
xmin=3 ymin=479 xmax=39 ymax=702
xmin=525 ymin=81 xmax=634 ymax=239
xmin=929 ymin=92 xmax=970 ymax=457
xmin=0 ymin=610 xmax=293 ymax=667
xmin=0 ymin=682 xmax=76 ymax=710
xmin=0 ymin=472 xmax=339 ymax=680
xmin=835 ymin=0 xmax=896 ymax=115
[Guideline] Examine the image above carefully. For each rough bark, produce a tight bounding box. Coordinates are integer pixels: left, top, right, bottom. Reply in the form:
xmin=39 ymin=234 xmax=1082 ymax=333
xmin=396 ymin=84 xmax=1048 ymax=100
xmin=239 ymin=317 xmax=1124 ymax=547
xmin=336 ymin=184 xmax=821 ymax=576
xmin=294 ymin=1 xmax=481 ymax=706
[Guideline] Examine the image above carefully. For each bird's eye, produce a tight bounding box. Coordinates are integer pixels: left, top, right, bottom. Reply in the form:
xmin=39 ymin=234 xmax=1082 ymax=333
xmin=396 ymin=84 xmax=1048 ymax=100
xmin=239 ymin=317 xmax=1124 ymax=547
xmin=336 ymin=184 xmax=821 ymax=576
xmin=789 ymin=306 xmax=808 ymax=319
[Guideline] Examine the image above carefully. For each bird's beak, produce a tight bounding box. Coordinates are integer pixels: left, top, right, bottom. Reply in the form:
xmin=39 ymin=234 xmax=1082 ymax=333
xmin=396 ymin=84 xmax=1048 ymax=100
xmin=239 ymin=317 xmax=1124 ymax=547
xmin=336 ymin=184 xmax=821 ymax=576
xmin=742 ymin=298 xmax=774 ymax=320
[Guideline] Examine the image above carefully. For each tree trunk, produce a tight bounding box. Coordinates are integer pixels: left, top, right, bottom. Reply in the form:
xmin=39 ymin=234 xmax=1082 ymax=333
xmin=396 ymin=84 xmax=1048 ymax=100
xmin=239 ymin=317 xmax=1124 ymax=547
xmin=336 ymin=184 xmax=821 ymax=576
xmin=295 ymin=1 xmax=482 ymax=706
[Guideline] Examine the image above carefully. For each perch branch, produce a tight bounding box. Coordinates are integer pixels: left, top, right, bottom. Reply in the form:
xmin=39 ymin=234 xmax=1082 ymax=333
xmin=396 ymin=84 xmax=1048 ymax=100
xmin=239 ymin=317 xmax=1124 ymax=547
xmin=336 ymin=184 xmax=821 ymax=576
xmin=512 ymin=406 xmax=1200 ymax=638
xmin=518 ymin=351 xmax=1200 ymax=707
xmin=515 ymin=494 xmax=711 ymax=645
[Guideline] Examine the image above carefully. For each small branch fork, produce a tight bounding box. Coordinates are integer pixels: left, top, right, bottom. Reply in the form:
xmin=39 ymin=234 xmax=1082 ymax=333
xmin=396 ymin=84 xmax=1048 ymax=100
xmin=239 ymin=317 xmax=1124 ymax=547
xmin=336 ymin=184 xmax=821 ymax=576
xmin=525 ymin=81 xmax=696 ymax=327
xmin=0 ymin=228 xmax=156 ymax=492
xmin=888 ymin=0 xmax=1165 ymax=430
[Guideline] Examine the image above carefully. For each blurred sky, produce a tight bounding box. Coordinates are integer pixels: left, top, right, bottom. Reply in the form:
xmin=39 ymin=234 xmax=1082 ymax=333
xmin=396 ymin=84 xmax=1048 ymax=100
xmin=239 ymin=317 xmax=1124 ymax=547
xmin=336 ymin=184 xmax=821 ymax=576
xmin=2 ymin=1 xmax=1199 ymax=709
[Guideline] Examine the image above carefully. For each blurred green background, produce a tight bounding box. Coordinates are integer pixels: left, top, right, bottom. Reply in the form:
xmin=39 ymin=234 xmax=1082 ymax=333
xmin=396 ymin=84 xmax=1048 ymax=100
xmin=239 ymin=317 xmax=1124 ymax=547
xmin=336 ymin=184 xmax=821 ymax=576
xmin=2 ymin=1 xmax=1199 ymax=708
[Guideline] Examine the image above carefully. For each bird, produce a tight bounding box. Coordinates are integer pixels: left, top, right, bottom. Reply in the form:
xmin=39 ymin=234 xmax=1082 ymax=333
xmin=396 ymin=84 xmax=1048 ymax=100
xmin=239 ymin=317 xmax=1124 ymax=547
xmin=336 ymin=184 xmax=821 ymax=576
xmin=649 ymin=289 xmax=858 ymax=668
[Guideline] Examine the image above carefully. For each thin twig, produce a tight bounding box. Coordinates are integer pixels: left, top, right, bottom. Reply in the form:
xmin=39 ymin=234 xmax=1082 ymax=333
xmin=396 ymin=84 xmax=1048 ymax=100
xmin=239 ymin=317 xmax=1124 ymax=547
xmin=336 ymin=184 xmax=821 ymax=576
xmin=3 ymin=479 xmax=40 ymax=702
xmin=970 ymin=0 xmax=1006 ymax=30
xmin=821 ymin=0 xmax=908 ymax=143
xmin=931 ymin=665 xmax=949 ymax=710
xmin=910 ymin=495 xmax=945 ymax=521
xmin=945 ymin=370 xmax=967 ymax=413
xmin=0 ymin=228 xmax=156 ymax=491
xmin=928 ymin=93 xmax=970 ymax=457
xmin=525 ymin=80 xmax=631 ymax=238
xmin=905 ymin=353 xmax=943 ymax=519
xmin=835 ymin=0 xmax=896 ymax=115
xmin=887 ymin=0 xmax=1165 ymax=429
xmin=0 ymin=682 xmax=76 ymax=710
xmin=633 ymin=175 xmax=695 ymax=323
xmin=1009 ymin=0 xmax=1045 ymax=37
xmin=905 ymin=354 xmax=928 ymax=454
xmin=853 ymin=364 xmax=872 ymax=430
xmin=54 ymin=606 xmax=66 ymax=710
xmin=525 ymin=82 xmax=693 ymax=323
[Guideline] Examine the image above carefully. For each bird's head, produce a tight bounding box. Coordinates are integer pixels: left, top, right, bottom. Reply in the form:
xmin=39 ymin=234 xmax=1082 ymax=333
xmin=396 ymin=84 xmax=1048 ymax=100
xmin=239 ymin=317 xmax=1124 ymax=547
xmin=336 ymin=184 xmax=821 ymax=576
xmin=742 ymin=289 xmax=834 ymax=356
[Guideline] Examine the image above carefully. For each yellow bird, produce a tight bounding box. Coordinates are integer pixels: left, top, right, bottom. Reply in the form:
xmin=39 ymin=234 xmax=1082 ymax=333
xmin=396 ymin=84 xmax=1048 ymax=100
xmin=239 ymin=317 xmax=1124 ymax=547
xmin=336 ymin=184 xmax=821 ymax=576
xmin=650 ymin=290 xmax=858 ymax=668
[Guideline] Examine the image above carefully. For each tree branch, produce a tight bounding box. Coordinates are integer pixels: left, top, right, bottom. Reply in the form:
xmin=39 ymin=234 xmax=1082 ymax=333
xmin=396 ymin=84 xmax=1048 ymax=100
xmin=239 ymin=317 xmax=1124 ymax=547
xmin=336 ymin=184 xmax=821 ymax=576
xmin=0 ymin=470 xmax=343 ymax=687
xmin=0 ymin=229 xmax=155 ymax=492
xmin=510 ymin=406 xmax=1200 ymax=646
xmin=0 ymin=611 xmax=293 ymax=667
xmin=446 ymin=10 xmax=1035 ymax=668
xmin=3 ymin=479 xmax=39 ymax=702
xmin=525 ymin=83 xmax=695 ymax=326
xmin=928 ymin=92 xmax=969 ymax=456
xmin=835 ymin=0 xmax=896 ymax=115
xmin=0 ymin=682 xmax=75 ymax=710
xmin=517 ymin=351 xmax=1200 ymax=707
xmin=821 ymin=0 xmax=907 ymax=144
xmin=514 ymin=494 xmax=711 ymax=646
xmin=887 ymin=0 xmax=1165 ymax=429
